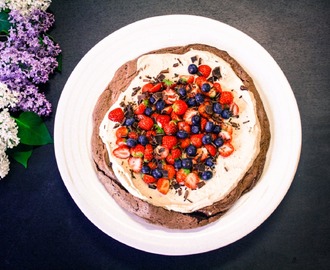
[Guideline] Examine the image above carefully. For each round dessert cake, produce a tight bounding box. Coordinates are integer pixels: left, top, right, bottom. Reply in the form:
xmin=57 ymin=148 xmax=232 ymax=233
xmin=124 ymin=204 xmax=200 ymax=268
xmin=91 ymin=44 xmax=271 ymax=229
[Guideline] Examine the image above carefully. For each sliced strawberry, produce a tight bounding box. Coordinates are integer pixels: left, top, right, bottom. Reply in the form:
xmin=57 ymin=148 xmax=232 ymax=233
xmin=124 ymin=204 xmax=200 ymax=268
xmin=205 ymin=144 xmax=217 ymax=156
xmin=221 ymin=123 xmax=233 ymax=135
xmin=170 ymin=111 xmax=182 ymax=121
xmin=190 ymin=134 xmax=204 ymax=148
xmin=162 ymin=106 xmax=173 ymax=114
xmin=177 ymin=121 xmax=191 ymax=133
xmin=230 ymin=102 xmax=239 ymax=116
xmin=200 ymin=117 xmax=207 ymax=131
xmin=155 ymin=114 xmax=170 ymax=128
xmin=219 ymin=91 xmax=234 ymax=105
xmin=163 ymin=88 xmax=179 ymax=105
xmin=157 ymin=178 xmax=170 ymax=195
xmin=195 ymin=76 xmax=207 ymax=88
xmin=219 ymin=142 xmax=235 ymax=157
xmin=142 ymin=82 xmax=162 ymax=93
xmin=198 ymin=65 xmax=212 ymax=78
xmin=183 ymin=108 xmax=198 ymax=125
xmin=128 ymin=157 xmax=143 ymax=173
xmin=134 ymin=103 xmax=146 ymax=115
xmin=166 ymin=148 xmax=182 ymax=164
xmin=130 ymin=144 xmax=145 ymax=158
xmin=172 ymin=100 xmax=188 ymax=115
xmin=108 ymin=107 xmax=124 ymax=122
xmin=154 ymin=145 xmax=169 ymax=159
xmin=163 ymin=121 xmax=178 ymax=135
xmin=115 ymin=126 xmax=128 ymax=138
xmin=143 ymin=174 xmax=157 ymax=184
xmin=213 ymin=82 xmax=223 ymax=93
xmin=115 ymin=137 xmax=127 ymax=146
xmin=176 ymin=168 xmax=190 ymax=184
xmin=184 ymin=172 xmax=200 ymax=189
xmin=128 ymin=131 xmax=139 ymax=140
xmin=138 ymin=116 xmax=154 ymax=130
xmin=219 ymin=130 xmax=232 ymax=142
xmin=144 ymin=144 xmax=154 ymax=162
xmin=163 ymin=164 xmax=176 ymax=179
xmin=198 ymin=100 xmax=212 ymax=118
xmin=113 ymin=145 xmax=130 ymax=159
xmin=194 ymin=147 xmax=208 ymax=161
xmin=145 ymin=130 xmax=156 ymax=139
xmin=162 ymin=135 xmax=178 ymax=149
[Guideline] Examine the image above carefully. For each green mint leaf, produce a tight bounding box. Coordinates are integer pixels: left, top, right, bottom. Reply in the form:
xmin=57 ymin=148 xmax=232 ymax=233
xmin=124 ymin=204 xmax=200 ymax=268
xmin=7 ymin=144 xmax=33 ymax=168
xmin=163 ymin=79 xmax=174 ymax=86
xmin=14 ymin=112 xmax=53 ymax=146
xmin=0 ymin=10 xmax=11 ymax=35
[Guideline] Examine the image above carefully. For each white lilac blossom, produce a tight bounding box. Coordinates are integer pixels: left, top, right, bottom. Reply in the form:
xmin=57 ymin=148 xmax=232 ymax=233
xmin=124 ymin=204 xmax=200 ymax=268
xmin=0 ymin=8 xmax=61 ymax=116
xmin=0 ymin=82 xmax=19 ymax=109
xmin=0 ymin=148 xmax=10 ymax=179
xmin=0 ymin=108 xmax=20 ymax=149
xmin=3 ymin=0 xmax=51 ymax=15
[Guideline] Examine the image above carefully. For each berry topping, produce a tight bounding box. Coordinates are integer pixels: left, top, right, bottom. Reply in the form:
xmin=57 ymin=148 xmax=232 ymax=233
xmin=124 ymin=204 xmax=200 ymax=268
xmin=108 ymin=108 xmax=125 ymax=122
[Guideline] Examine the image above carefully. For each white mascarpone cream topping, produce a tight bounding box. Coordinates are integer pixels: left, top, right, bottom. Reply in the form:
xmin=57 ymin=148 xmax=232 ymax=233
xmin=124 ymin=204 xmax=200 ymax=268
xmin=99 ymin=49 xmax=261 ymax=213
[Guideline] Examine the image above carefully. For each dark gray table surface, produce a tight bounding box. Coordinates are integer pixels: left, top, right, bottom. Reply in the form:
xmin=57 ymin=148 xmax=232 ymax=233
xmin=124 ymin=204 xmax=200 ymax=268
xmin=1 ymin=0 xmax=329 ymax=269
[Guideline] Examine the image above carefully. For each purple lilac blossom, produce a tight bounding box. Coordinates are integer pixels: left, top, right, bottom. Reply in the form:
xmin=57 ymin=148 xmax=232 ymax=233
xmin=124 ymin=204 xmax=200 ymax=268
xmin=0 ymin=9 xmax=61 ymax=116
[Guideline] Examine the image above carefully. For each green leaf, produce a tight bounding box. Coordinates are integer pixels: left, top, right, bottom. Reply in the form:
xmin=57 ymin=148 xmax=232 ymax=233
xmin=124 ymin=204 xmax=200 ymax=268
xmin=56 ymin=53 xmax=62 ymax=72
xmin=0 ymin=10 xmax=11 ymax=35
xmin=14 ymin=112 xmax=53 ymax=146
xmin=7 ymin=144 xmax=33 ymax=168
xmin=163 ymin=79 xmax=174 ymax=86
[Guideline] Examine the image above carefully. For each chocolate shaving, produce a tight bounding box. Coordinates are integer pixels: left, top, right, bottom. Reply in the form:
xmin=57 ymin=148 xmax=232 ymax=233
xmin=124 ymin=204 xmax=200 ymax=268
xmin=184 ymin=190 xmax=189 ymax=201
xmin=152 ymin=92 xmax=163 ymax=101
xmin=160 ymin=68 xmax=169 ymax=73
xmin=197 ymin=181 xmax=206 ymax=189
xmin=205 ymin=105 xmax=213 ymax=115
xmin=212 ymin=66 xmax=222 ymax=79
xmin=243 ymin=120 xmax=250 ymax=124
xmin=148 ymin=184 xmax=157 ymax=189
xmin=157 ymin=73 xmax=166 ymax=82
xmin=240 ymin=85 xmax=248 ymax=90
xmin=173 ymin=63 xmax=179 ymax=67
xmin=191 ymin=55 xmax=198 ymax=63
xmin=177 ymin=58 xmax=182 ymax=65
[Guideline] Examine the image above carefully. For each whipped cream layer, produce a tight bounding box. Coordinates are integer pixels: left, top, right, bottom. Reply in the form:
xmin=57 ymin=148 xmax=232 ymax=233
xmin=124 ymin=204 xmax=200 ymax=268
xmin=99 ymin=49 xmax=261 ymax=213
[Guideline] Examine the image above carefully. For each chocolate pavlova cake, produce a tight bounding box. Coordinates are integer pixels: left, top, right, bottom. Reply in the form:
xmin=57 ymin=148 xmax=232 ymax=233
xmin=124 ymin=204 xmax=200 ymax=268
xmin=91 ymin=44 xmax=271 ymax=229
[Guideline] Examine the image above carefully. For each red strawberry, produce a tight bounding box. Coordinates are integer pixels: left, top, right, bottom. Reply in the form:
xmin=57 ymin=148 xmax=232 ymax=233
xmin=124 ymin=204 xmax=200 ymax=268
xmin=219 ymin=91 xmax=234 ymax=105
xmin=184 ymin=172 xmax=200 ymax=189
xmin=205 ymin=144 xmax=217 ymax=156
xmin=230 ymin=102 xmax=239 ymax=116
xmin=157 ymin=178 xmax=170 ymax=195
xmin=177 ymin=121 xmax=191 ymax=133
xmin=198 ymin=65 xmax=212 ymax=78
xmin=115 ymin=126 xmax=128 ymax=138
xmin=190 ymin=134 xmax=204 ymax=148
xmin=155 ymin=114 xmax=170 ymax=128
xmin=144 ymin=144 xmax=154 ymax=162
xmin=145 ymin=130 xmax=156 ymax=139
xmin=162 ymin=106 xmax=173 ymax=114
xmin=219 ymin=142 xmax=235 ymax=157
xmin=179 ymin=138 xmax=190 ymax=149
xmin=162 ymin=135 xmax=178 ymax=149
xmin=179 ymin=75 xmax=194 ymax=84
xmin=198 ymin=101 xmax=212 ymax=118
xmin=170 ymin=111 xmax=182 ymax=121
xmin=219 ymin=130 xmax=232 ymax=142
xmin=183 ymin=108 xmax=198 ymax=125
xmin=194 ymin=147 xmax=208 ymax=161
xmin=172 ymin=100 xmax=188 ymax=115
xmin=134 ymin=102 xmax=147 ymax=115
xmin=195 ymin=76 xmax=207 ymax=87
xmin=163 ymin=164 xmax=176 ymax=179
xmin=143 ymin=174 xmax=157 ymax=184
xmin=128 ymin=131 xmax=139 ymax=140
xmin=128 ymin=157 xmax=143 ymax=173
xmin=213 ymin=82 xmax=223 ymax=93
xmin=113 ymin=145 xmax=130 ymax=159
xmin=163 ymin=121 xmax=178 ymax=135
xmin=108 ymin=107 xmax=124 ymax=122
xmin=148 ymin=161 xmax=157 ymax=169
xmin=221 ymin=123 xmax=233 ymax=135
xmin=200 ymin=117 xmax=207 ymax=131
xmin=163 ymin=88 xmax=179 ymax=105
xmin=142 ymin=82 xmax=162 ymax=93
xmin=166 ymin=148 xmax=182 ymax=164
xmin=176 ymin=168 xmax=190 ymax=184
xmin=130 ymin=144 xmax=145 ymax=158
xmin=138 ymin=116 xmax=154 ymax=130
xmin=116 ymin=137 xmax=127 ymax=146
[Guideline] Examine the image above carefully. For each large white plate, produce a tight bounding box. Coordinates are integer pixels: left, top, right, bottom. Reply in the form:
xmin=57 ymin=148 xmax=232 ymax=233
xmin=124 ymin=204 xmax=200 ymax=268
xmin=54 ymin=15 xmax=301 ymax=255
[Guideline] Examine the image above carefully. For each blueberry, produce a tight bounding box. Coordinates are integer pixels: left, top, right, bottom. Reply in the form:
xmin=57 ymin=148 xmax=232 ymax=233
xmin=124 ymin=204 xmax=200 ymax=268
xmin=214 ymin=137 xmax=224 ymax=147
xmin=191 ymin=114 xmax=201 ymax=125
xmin=202 ymin=134 xmax=212 ymax=145
xmin=177 ymin=130 xmax=188 ymax=139
xmin=178 ymin=87 xmax=186 ymax=97
xmin=186 ymin=145 xmax=197 ymax=156
xmin=149 ymin=96 xmax=156 ymax=104
xmin=205 ymin=121 xmax=214 ymax=132
xmin=188 ymin=64 xmax=198 ymax=74
xmin=141 ymin=165 xmax=151 ymax=174
xmin=195 ymin=93 xmax=205 ymax=104
xmin=126 ymin=138 xmax=137 ymax=147
xmin=200 ymin=171 xmax=213 ymax=180
xmin=187 ymin=97 xmax=197 ymax=107
xmin=182 ymin=158 xmax=193 ymax=169
xmin=201 ymin=83 xmax=211 ymax=93
xmin=221 ymin=109 xmax=231 ymax=119
xmin=174 ymin=159 xmax=182 ymax=169
xmin=124 ymin=117 xmax=135 ymax=126
xmin=213 ymin=103 xmax=223 ymax=114
xmin=191 ymin=125 xmax=200 ymax=134
xmin=138 ymin=135 xmax=148 ymax=146
xmin=212 ymin=125 xmax=221 ymax=134
xmin=156 ymin=100 xmax=165 ymax=112
xmin=152 ymin=168 xmax=163 ymax=179
xmin=205 ymin=157 xmax=214 ymax=167
xmin=144 ymin=107 xmax=153 ymax=116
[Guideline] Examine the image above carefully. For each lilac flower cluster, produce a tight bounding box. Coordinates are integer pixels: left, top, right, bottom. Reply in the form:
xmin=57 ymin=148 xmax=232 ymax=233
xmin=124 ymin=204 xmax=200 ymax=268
xmin=0 ymin=9 xmax=61 ymax=116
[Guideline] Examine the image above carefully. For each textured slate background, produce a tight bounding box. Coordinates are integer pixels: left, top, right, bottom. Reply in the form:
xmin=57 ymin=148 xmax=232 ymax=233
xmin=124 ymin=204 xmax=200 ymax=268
xmin=1 ymin=0 xmax=329 ymax=269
